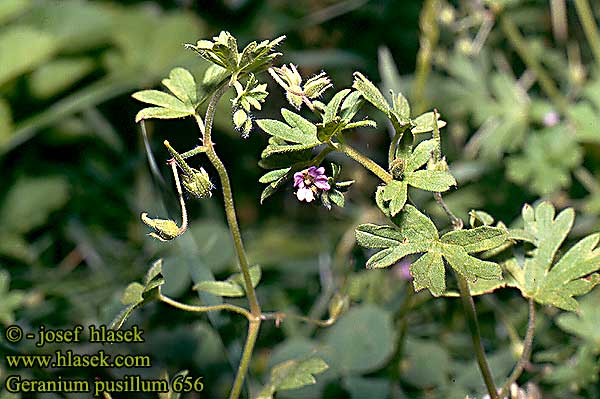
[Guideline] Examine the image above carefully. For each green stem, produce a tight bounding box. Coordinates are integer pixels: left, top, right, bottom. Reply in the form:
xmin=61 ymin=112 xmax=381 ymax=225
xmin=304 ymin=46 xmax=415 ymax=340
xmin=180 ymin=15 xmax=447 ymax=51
xmin=196 ymin=84 xmax=262 ymax=399
xmin=198 ymin=86 xmax=261 ymax=317
xmin=229 ymin=320 xmax=261 ymax=399
xmin=332 ymin=142 xmax=393 ymax=183
xmin=431 ymin=112 xmax=496 ymax=398
xmin=499 ymin=298 xmax=536 ymax=397
xmin=260 ymin=311 xmax=335 ymax=327
xmin=499 ymin=14 xmax=568 ymax=113
xmin=159 ymin=294 xmax=252 ymax=319
xmin=574 ymin=0 xmax=600 ymax=64
xmin=456 ymin=275 xmax=499 ymax=399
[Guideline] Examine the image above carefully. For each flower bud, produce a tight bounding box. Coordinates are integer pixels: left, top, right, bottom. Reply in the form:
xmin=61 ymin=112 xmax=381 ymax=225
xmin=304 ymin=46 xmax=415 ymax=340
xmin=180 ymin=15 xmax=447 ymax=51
xmin=390 ymin=158 xmax=405 ymax=179
xmin=141 ymin=213 xmax=181 ymax=241
xmin=181 ymin=167 xmax=214 ymax=199
xmin=303 ymin=72 xmax=332 ymax=99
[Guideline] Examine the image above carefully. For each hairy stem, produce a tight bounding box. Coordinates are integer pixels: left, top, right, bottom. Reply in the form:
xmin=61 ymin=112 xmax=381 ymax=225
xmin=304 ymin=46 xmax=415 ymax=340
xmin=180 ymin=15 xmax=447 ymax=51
xmin=499 ymin=14 xmax=568 ymax=113
xmin=431 ymin=112 xmax=497 ymax=397
xmin=261 ymin=311 xmax=335 ymax=327
xmin=198 ymin=86 xmax=261 ymax=317
xmin=499 ymin=298 xmax=536 ymax=397
xmin=229 ymin=320 xmax=261 ymax=399
xmin=457 ymin=275 xmax=499 ymax=399
xmin=574 ymin=0 xmax=600 ymax=64
xmin=159 ymin=294 xmax=252 ymax=319
xmin=197 ymin=84 xmax=262 ymax=399
xmin=332 ymin=142 xmax=393 ymax=183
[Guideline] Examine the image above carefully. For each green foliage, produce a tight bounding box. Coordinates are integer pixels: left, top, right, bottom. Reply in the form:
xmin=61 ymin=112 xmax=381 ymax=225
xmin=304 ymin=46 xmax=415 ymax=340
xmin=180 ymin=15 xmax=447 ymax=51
xmin=132 ymin=67 xmax=198 ymax=122
xmin=507 ymin=126 xmax=582 ymax=195
xmin=257 ymin=357 xmax=328 ymax=399
xmin=185 ymin=31 xmax=284 ymax=84
xmin=505 ymin=202 xmax=600 ymax=312
xmin=110 ymin=259 xmax=165 ymax=330
xmin=356 ymin=205 xmax=505 ymax=295
xmin=193 ymin=265 xmax=261 ymax=297
xmin=555 ymin=289 xmax=600 ymax=352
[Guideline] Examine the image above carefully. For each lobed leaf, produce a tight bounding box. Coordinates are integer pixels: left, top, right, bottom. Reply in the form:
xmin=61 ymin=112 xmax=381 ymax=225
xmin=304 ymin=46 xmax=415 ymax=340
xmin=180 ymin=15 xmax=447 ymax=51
xmin=410 ymin=252 xmax=446 ymax=296
xmin=405 ymin=170 xmax=456 ymax=192
xmin=411 ymin=111 xmax=447 ymax=134
xmin=132 ymin=90 xmax=192 ymax=112
xmin=257 ymin=357 xmax=328 ymax=399
xmin=441 ymin=226 xmax=507 ymax=253
xmin=352 ymin=72 xmax=390 ymax=115
xmin=161 ymin=67 xmax=197 ymax=106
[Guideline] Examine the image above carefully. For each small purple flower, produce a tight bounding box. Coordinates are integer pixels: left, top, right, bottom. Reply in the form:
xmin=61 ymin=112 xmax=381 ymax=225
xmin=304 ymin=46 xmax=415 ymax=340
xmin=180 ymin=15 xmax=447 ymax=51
xmin=543 ymin=111 xmax=560 ymax=127
xmin=293 ymin=166 xmax=331 ymax=202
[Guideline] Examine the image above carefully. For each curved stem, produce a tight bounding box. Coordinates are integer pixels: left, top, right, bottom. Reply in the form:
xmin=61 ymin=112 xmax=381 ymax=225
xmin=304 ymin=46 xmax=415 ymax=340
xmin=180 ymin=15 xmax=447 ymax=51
xmin=260 ymin=311 xmax=335 ymax=327
xmin=499 ymin=298 xmax=536 ymax=397
xmin=159 ymin=294 xmax=252 ymax=320
xmin=170 ymin=161 xmax=189 ymax=234
xmin=198 ymin=86 xmax=261 ymax=317
xmin=196 ymin=84 xmax=262 ymax=399
xmin=229 ymin=321 xmax=261 ymax=399
xmin=456 ymin=275 xmax=499 ymax=399
xmin=331 ymin=142 xmax=393 ymax=183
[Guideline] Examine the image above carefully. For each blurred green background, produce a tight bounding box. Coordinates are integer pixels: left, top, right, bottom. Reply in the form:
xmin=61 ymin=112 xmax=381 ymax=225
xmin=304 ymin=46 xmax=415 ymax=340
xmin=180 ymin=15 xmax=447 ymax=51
xmin=1 ymin=0 xmax=600 ymax=398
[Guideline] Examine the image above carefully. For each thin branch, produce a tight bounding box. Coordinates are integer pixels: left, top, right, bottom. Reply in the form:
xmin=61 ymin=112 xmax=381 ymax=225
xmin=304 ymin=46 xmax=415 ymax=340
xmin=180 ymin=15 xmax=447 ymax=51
xmin=159 ymin=294 xmax=252 ymax=320
xmin=457 ymin=275 xmax=500 ymax=399
xmin=499 ymin=298 xmax=536 ymax=398
xmin=331 ymin=142 xmax=393 ymax=183
xmin=261 ymin=311 xmax=335 ymax=328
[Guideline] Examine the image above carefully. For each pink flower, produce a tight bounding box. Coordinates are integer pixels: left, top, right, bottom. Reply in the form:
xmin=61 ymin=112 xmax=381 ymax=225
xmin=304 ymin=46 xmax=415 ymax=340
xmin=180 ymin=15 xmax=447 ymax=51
xmin=293 ymin=166 xmax=331 ymax=202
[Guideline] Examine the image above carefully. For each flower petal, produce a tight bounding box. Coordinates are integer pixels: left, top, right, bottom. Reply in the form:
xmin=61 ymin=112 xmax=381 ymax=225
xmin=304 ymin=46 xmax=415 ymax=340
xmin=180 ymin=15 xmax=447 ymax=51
xmin=314 ymin=180 xmax=331 ymax=190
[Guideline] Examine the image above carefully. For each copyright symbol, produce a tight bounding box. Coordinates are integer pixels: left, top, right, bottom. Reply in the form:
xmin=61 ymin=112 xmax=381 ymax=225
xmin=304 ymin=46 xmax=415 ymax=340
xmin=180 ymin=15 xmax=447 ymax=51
xmin=5 ymin=325 xmax=23 ymax=343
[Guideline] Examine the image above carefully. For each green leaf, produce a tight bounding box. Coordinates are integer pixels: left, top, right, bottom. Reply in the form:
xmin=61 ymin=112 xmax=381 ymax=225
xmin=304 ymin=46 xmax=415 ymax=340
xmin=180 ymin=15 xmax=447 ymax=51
xmin=355 ymin=224 xmax=405 ymax=248
xmin=0 ymin=26 xmax=58 ymax=86
xmin=365 ymin=245 xmax=422 ymax=269
xmin=339 ymin=90 xmax=364 ymax=122
xmin=29 ymin=57 xmax=95 ymax=99
xmin=228 ymin=265 xmax=262 ymax=290
xmin=132 ymin=90 xmax=192 ymax=113
xmin=405 ymin=170 xmax=456 ymax=192
xmin=411 ymin=111 xmax=447 ymax=134
xmin=505 ymin=202 xmax=600 ymax=311
xmin=257 ymin=357 xmax=328 ymax=399
xmin=1 ymin=177 xmax=69 ymax=234
xmin=442 ymin=243 xmax=503 ymax=282
xmin=193 ymin=280 xmax=245 ymax=297
xmin=405 ymin=139 xmax=436 ymax=172
xmin=375 ymin=180 xmax=408 ymax=216
xmin=193 ymin=265 xmax=261 ymax=297
xmin=352 ymin=72 xmax=390 ymax=114
xmin=506 ymin=126 xmax=582 ymax=195
xmin=259 ymin=168 xmax=291 ymax=184
xmin=324 ymin=89 xmax=351 ymax=124
xmin=441 ymin=226 xmax=507 ymax=253
xmin=120 ymin=283 xmax=144 ymax=306
xmin=257 ymin=112 xmax=320 ymax=145
xmin=161 ymin=67 xmax=198 ymax=106
xmin=324 ymin=304 xmax=395 ymax=374
xmin=135 ymin=107 xmax=194 ymax=123
xmin=342 ymin=377 xmax=389 ymax=399
xmin=410 ymin=252 xmax=446 ymax=296
xmin=392 ymin=204 xmax=439 ymax=241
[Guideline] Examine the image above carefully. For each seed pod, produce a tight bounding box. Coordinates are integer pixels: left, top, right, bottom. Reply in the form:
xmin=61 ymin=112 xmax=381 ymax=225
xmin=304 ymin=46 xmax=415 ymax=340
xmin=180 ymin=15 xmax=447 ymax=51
xmin=328 ymin=293 xmax=350 ymax=320
xmin=141 ymin=213 xmax=181 ymax=241
xmin=182 ymin=167 xmax=214 ymax=199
